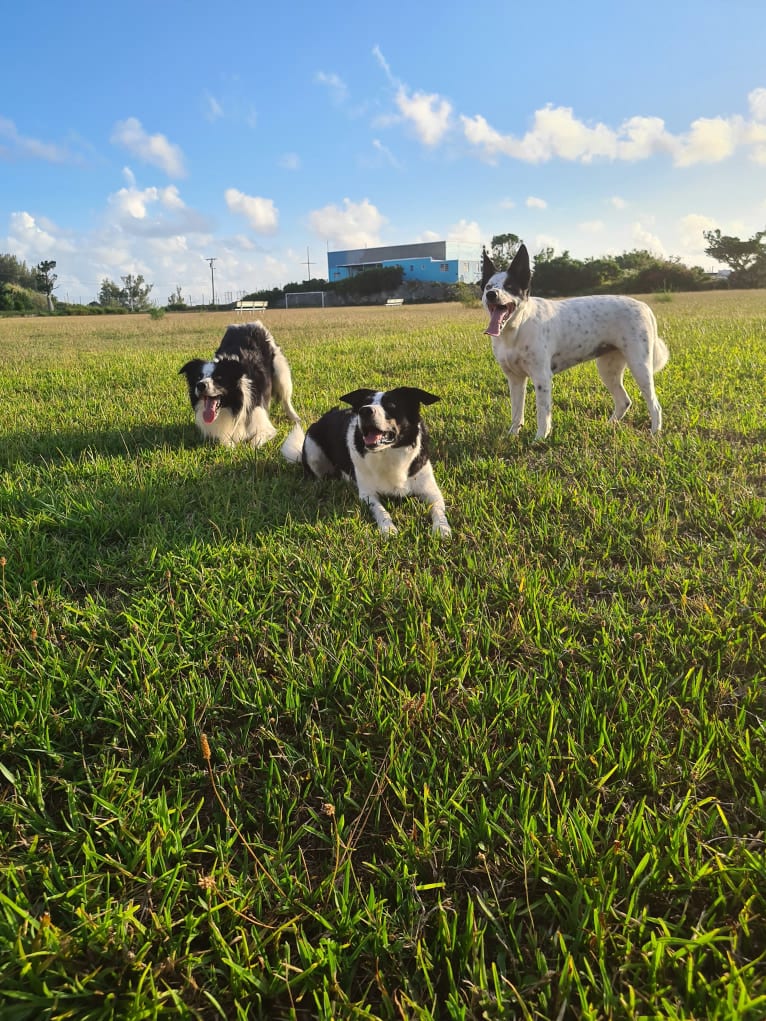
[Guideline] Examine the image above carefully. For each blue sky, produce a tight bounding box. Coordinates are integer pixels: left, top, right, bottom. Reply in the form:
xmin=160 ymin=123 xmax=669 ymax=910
xmin=2 ymin=0 xmax=765 ymax=304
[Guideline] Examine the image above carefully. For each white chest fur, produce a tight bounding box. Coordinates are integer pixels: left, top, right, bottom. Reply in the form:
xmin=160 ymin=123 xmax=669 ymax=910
xmin=351 ymin=435 xmax=421 ymax=496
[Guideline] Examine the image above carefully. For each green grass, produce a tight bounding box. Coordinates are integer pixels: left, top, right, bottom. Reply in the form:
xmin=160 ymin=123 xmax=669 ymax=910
xmin=1 ymin=295 xmax=765 ymax=1020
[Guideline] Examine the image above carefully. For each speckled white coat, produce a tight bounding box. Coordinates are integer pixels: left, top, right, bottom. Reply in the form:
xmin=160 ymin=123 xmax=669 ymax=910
xmin=484 ymin=279 xmax=669 ymax=439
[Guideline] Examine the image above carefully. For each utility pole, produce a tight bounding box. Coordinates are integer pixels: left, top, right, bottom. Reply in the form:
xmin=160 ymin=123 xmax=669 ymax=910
xmin=303 ymin=247 xmax=315 ymax=280
xmin=206 ymin=257 xmax=217 ymax=306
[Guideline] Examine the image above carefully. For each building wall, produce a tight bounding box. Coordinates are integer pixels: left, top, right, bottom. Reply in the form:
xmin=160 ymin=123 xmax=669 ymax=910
xmin=327 ymin=241 xmax=482 ymax=284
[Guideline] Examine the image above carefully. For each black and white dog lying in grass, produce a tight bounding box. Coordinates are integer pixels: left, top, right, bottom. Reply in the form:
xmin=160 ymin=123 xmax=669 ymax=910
xmin=284 ymin=387 xmax=451 ymax=537
xmin=481 ymin=244 xmax=669 ymax=439
xmin=179 ymin=321 xmax=303 ymax=456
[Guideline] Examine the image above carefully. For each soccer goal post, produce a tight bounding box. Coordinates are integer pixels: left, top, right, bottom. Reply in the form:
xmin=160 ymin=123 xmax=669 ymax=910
xmin=284 ymin=290 xmax=326 ymax=309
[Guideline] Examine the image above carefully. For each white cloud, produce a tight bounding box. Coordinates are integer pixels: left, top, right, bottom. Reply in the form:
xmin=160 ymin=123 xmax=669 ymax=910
xmin=461 ymin=106 xmax=617 ymax=163
xmin=460 ymin=95 xmax=766 ymax=167
xmin=110 ymin=186 xmax=154 ymax=220
xmin=106 ymin=183 xmax=207 ymax=237
xmin=526 ymin=196 xmax=547 ymax=209
xmin=224 ymin=188 xmax=279 ymax=234
xmin=315 ymin=71 xmax=348 ymax=104
xmin=308 ymin=197 xmax=386 ymax=248
xmin=527 ymin=105 xmax=617 ymax=162
xmin=679 ymin=213 xmax=717 ymax=252
xmin=161 ymin=185 xmax=185 ymax=210
xmin=615 ymin=116 xmax=672 ymax=161
xmin=372 ymin=45 xmax=399 ymax=88
xmin=0 ymin=117 xmax=74 ymax=164
xmin=109 ymin=183 xmax=186 ymax=221
xmin=395 ymin=87 xmax=452 ymax=146
xmin=459 ymin=114 xmax=506 ymax=163
xmin=671 ymin=116 xmax=740 ymax=167
xmin=446 ymin=219 xmax=482 ymax=244
xmin=610 ymin=196 xmax=627 ymax=209
xmin=7 ymin=211 xmax=72 ymax=259
xmin=370 ymin=138 xmax=401 ymax=169
xmin=279 ymin=152 xmax=301 ymax=170
xmin=532 ymin=234 xmax=562 ymax=258
xmin=204 ymin=93 xmax=224 ymax=121
xmin=110 ymin=117 xmax=186 ymax=178
xmin=579 ymin=220 xmax=605 ymax=234
xmin=748 ymin=88 xmax=766 ymax=122
xmin=631 ymin=222 xmax=666 ymax=256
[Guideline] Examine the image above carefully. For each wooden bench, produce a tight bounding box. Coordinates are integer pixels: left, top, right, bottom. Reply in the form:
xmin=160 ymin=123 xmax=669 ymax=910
xmin=385 ymin=298 xmax=404 ymax=307
xmin=234 ymin=300 xmax=268 ymax=316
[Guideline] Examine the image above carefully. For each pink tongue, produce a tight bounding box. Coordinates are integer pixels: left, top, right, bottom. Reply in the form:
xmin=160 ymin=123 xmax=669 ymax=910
xmin=364 ymin=430 xmax=384 ymax=447
xmin=485 ymin=307 xmax=507 ymax=337
xmin=203 ymin=397 xmax=218 ymax=424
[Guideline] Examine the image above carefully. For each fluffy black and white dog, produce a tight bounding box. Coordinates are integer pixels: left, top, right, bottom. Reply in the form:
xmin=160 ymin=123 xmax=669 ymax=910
xmin=179 ymin=321 xmax=303 ymax=454
xmin=481 ymin=244 xmax=669 ymax=439
xmin=284 ymin=387 xmax=451 ymax=537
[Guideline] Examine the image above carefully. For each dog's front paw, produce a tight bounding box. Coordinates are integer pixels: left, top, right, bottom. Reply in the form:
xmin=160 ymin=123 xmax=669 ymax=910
xmin=432 ymin=520 xmax=452 ymax=538
xmin=378 ymin=521 xmax=399 ymax=537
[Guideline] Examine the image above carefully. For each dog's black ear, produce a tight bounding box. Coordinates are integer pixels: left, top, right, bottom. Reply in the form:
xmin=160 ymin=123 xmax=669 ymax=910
xmin=340 ymin=388 xmax=377 ymax=409
xmin=506 ymin=244 xmax=531 ymax=293
xmin=480 ymin=247 xmax=497 ymax=290
xmin=394 ymin=387 xmax=440 ymax=407
xmin=179 ymin=359 xmax=204 ymax=378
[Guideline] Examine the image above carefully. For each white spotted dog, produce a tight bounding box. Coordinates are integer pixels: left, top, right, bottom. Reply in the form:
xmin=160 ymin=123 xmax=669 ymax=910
xmin=285 ymin=387 xmax=451 ymax=537
xmin=179 ymin=321 xmax=303 ymax=455
xmin=481 ymin=244 xmax=669 ymax=439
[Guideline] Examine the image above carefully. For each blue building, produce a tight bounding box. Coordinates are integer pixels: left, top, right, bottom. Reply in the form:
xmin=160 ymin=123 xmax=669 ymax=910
xmin=327 ymin=241 xmax=481 ymax=285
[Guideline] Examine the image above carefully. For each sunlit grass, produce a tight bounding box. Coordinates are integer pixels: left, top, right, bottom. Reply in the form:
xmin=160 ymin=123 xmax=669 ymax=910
xmin=1 ymin=295 xmax=765 ymax=1019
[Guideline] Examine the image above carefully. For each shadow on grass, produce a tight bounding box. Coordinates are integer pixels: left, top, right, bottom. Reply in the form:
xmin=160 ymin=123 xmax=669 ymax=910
xmin=3 ymin=423 xmax=358 ymax=597
xmin=0 ymin=422 xmax=195 ymax=468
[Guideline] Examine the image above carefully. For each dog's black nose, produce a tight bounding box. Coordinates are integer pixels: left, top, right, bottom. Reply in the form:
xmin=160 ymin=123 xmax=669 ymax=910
xmin=486 ymin=289 xmax=498 ymax=302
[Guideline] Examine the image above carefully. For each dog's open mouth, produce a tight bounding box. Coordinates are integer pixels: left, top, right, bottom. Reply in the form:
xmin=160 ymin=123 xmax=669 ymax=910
xmin=202 ymin=396 xmax=221 ymax=424
xmin=362 ymin=427 xmax=396 ymax=448
xmin=484 ymin=301 xmax=517 ymax=338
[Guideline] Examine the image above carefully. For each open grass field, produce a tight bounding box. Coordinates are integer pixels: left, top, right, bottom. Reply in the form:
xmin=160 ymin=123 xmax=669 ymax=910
xmin=1 ymin=291 xmax=765 ymax=1019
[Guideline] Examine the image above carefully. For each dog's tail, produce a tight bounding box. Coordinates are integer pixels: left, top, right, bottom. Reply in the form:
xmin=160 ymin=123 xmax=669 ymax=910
xmin=280 ymin=424 xmax=305 ymax=464
xmin=654 ymin=336 xmax=670 ymax=373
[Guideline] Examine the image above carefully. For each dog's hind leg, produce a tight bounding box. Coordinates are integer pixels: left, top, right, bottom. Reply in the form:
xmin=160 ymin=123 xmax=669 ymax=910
xmin=624 ymin=352 xmax=663 ymax=433
xmin=531 ymin=371 xmax=554 ymax=440
xmin=596 ymin=351 xmax=632 ymax=423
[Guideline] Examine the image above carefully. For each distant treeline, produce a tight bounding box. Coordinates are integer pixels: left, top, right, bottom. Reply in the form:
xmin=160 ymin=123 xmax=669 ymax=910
xmin=244 ymin=266 xmax=405 ymax=306
xmin=528 ymin=248 xmax=718 ymax=296
xmin=6 ymin=231 xmax=766 ymax=317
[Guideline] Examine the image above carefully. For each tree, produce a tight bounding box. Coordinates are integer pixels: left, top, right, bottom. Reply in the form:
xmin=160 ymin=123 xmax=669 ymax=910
xmin=35 ymin=260 xmax=57 ymax=311
xmin=97 ymin=274 xmax=154 ymax=310
xmin=98 ymin=278 xmax=124 ymax=307
xmin=703 ymin=228 xmax=766 ymax=286
xmin=531 ymin=249 xmax=596 ymax=296
xmin=490 ymin=233 xmax=522 ymax=269
xmin=167 ymin=285 xmax=186 ymax=309
xmin=121 ymin=274 xmax=153 ymax=311
xmin=0 ymin=253 xmax=36 ymax=290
